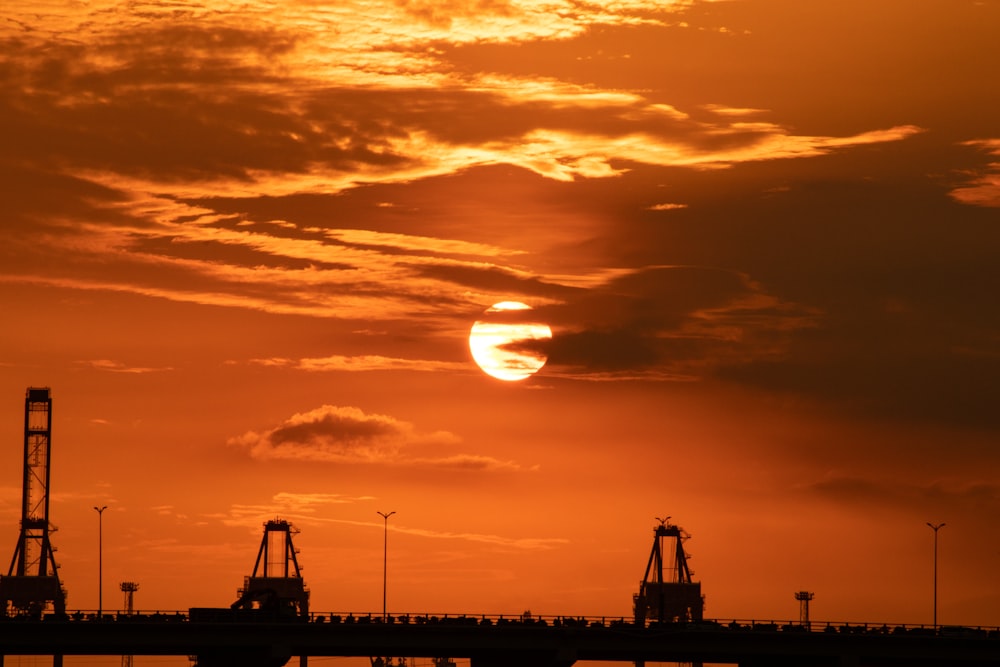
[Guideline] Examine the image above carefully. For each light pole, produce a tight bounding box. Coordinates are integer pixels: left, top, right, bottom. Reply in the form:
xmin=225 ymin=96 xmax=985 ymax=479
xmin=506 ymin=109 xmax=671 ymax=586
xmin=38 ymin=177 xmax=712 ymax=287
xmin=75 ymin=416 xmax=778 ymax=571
xmin=377 ymin=510 xmax=395 ymax=621
xmin=927 ymin=522 xmax=945 ymax=628
xmin=94 ymin=505 xmax=108 ymax=618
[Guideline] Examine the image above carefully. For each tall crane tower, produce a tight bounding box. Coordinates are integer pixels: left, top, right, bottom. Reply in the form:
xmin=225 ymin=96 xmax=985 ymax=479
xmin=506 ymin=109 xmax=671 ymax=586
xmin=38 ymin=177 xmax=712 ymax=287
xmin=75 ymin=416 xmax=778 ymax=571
xmin=633 ymin=517 xmax=703 ymax=626
xmin=231 ymin=519 xmax=310 ymax=618
xmin=0 ymin=387 xmax=66 ymax=618
xmin=192 ymin=519 xmax=310 ymax=667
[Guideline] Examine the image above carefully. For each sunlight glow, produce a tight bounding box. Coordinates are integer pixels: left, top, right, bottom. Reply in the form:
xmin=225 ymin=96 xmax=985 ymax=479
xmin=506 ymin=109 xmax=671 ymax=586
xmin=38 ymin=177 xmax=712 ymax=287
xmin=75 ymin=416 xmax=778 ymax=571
xmin=469 ymin=302 xmax=553 ymax=381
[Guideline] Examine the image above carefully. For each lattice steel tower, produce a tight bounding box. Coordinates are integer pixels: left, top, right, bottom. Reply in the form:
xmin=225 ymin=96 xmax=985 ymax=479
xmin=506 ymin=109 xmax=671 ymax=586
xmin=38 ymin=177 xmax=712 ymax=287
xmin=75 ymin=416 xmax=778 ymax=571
xmin=796 ymin=590 xmax=814 ymax=628
xmin=0 ymin=387 xmax=66 ymax=618
xmin=121 ymin=581 xmax=139 ymax=667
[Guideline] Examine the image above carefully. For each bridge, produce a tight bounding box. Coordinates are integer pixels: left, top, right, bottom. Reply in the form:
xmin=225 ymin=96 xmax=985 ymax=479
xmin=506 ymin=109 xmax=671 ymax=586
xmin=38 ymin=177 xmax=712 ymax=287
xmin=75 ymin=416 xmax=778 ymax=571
xmin=2 ymin=612 xmax=1000 ymax=667
xmin=3 ymin=389 xmax=999 ymax=666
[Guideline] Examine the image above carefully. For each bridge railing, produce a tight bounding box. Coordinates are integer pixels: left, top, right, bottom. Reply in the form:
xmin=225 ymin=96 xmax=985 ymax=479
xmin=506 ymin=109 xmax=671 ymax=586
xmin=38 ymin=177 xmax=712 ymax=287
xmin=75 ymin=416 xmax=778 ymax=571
xmin=10 ymin=610 xmax=1000 ymax=639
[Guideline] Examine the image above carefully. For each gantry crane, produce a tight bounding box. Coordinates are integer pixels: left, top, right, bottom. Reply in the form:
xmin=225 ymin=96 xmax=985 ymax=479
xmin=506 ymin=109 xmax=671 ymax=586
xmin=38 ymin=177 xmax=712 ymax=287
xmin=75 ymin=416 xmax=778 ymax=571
xmin=633 ymin=516 xmax=703 ymax=626
xmin=0 ymin=388 xmax=67 ymax=619
xmin=231 ymin=518 xmax=310 ymax=618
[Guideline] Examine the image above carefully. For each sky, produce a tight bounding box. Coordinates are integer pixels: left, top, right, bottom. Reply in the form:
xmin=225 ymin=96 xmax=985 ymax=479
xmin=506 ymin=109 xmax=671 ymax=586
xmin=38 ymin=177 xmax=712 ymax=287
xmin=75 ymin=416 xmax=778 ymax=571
xmin=2 ymin=0 xmax=1000 ymax=654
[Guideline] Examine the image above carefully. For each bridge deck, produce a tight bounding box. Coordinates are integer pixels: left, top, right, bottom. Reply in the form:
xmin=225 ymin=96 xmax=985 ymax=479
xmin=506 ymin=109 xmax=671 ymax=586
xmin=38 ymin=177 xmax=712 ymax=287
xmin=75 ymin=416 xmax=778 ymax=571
xmin=2 ymin=614 xmax=999 ymax=667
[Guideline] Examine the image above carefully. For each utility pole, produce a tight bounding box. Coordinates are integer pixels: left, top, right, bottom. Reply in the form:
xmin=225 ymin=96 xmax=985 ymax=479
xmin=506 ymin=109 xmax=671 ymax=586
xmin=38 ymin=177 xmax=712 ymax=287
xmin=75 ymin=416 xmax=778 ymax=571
xmin=377 ymin=511 xmax=396 ymax=621
xmin=927 ymin=522 xmax=945 ymax=628
xmin=94 ymin=505 xmax=108 ymax=618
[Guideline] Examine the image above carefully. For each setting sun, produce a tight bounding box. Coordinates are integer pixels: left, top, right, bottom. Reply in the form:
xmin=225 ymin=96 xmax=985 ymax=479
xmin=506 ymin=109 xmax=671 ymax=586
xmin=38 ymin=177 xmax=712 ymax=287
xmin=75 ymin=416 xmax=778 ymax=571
xmin=469 ymin=302 xmax=553 ymax=381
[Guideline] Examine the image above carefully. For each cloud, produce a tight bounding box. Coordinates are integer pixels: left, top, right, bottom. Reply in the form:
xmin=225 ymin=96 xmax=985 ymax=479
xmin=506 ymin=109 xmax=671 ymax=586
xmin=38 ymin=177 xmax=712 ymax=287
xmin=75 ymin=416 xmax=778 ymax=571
xmin=799 ymin=474 xmax=1000 ymax=516
xmin=950 ymin=139 xmax=1000 ymax=207
xmin=271 ymin=492 xmax=376 ymax=510
xmin=0 ymin=6 xmax=928 ymax=345
xmin=389 ymin=524 xmax=567 ymax=550
xmin=0 ymin=12 xmax=925 ymax=203
xmin=81 ymin=359 xmax=173 ymax=374
xmin=394 ymin=0 xmax=517 ymax=29
xmin=228 ymin=405 xmax=442 ymax=463
xmin=229 ymin=405 xmax=521 ymax=470
xmin=409 ymin=454 xmax=525 ymax=472
xmin=539 ymin=265 xmax=820 ymax=378
xmin=205 ymin=493 xmax=377 ymax=531
xmin=208 ymin=495 xmax=565 ymax=549
xmin=292 ymin=355 xmax=470 ymax=374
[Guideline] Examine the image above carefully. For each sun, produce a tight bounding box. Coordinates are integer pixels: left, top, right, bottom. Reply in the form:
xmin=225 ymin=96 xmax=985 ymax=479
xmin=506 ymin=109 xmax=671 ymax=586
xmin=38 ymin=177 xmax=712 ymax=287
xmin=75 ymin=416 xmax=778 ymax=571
xmin=469 ymin=302 xmax=553 ymax=381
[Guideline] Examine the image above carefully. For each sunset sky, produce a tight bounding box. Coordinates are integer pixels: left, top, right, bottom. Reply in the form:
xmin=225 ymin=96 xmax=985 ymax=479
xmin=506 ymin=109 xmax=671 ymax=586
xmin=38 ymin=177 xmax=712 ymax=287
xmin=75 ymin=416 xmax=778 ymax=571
xmin=2 ymin=0 xmax=1000 ymax=651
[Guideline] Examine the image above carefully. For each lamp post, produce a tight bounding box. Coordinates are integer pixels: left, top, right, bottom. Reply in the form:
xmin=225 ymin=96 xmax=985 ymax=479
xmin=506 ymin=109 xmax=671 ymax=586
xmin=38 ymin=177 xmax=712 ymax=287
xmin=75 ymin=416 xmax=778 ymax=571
xmin=377 ymin=511 xmax=395 ymax=621
xmin=927 ymin=522 xmax=945 ymax=628
xmin=94 ymin=505 xmax=108 ymax=618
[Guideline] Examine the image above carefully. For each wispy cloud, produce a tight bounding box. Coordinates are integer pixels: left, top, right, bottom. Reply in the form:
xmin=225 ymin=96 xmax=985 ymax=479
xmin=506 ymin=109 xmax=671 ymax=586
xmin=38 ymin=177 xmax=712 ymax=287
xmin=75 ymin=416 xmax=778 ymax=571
xmin=250 ymin=354 xmax=470 ymax=374
xmin=205 ymin=493 xmax=376 ymax=529
xmin=951 ymin=139 xmax=1000 ymax=207
xmin=0 ymin=0 xmax=927 ymax=350
xmin=202 ymin=491 xmax=562 ymax=549
xmin=388 ymin=524 xmax=567 ymax=550
xmin=798 ymin=474 xmax=1000 ymax=514
xmin=81 ymin=359 xmax=174 ymax=374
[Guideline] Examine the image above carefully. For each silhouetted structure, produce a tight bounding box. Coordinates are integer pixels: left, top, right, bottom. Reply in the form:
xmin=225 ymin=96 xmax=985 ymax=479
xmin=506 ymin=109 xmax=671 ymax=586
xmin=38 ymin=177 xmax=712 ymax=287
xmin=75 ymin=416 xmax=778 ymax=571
xmin=633 ymin=517 xmax=703 ymax=626
xmin=232 ymin=519 xmax=310 ymax=619
xmin=120 ymin=581 xmax=139 ymax=667
xmin=120 ymin=581 xmax=139 ymax=615
xmin=0 ymin=388 xmax=67 ymax=619
xmin=796 ymin=590 xmax=814 ymax=628
xmin=192 ymin=519 xmax=310 ymax=667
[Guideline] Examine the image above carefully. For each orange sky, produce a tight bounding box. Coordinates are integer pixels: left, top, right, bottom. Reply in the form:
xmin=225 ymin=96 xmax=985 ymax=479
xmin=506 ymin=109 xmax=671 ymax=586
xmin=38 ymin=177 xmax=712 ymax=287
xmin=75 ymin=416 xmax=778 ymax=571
xmin=2 ymin=1 xmax=1000 ymax=659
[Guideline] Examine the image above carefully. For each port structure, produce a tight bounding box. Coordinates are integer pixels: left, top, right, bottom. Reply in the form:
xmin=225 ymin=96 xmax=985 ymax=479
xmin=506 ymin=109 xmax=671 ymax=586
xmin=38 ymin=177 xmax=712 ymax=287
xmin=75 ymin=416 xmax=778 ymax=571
xmin=120 ymin=581 xmax=139 ymax=616
xmin=192 ymin=519 xmax=311 ymax=667
xmin=120 ymin=581 xmax=139 ymax=667
xmin=0 ymin=387 xmax=66 ymax=619
xmin=796 ymin=590 xmax=814 ymax=628
xmin=633 ymin=516 xmax=703 ymax=626
xmin=231 ymin=518 xmax=310 ymax=619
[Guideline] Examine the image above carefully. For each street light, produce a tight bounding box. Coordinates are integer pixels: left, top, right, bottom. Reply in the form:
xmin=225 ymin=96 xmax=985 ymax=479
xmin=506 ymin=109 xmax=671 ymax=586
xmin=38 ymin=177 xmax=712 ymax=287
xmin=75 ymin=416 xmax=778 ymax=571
xmin=94 ymin=505 xmax=108 ymax=618
xmin=927 ymin=522 xmax=946 ymax=628
xmin=377 ymin=511 xmax=395 ymax=621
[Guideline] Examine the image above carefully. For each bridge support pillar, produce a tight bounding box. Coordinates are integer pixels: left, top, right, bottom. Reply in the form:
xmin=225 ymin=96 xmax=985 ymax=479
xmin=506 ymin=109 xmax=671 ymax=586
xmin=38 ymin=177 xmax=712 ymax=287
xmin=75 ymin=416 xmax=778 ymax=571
xmin=471 ymin=651 xmax=575 ymax=667
xmin=739 ymin=658 xmax=840 ymax=667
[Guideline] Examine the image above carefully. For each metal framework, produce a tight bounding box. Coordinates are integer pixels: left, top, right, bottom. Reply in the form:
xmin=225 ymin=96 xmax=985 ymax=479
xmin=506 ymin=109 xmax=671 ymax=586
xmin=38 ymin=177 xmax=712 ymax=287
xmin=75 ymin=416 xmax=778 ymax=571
xmin=796 ymin=590 xmax=815 ymax=628
xmin=633 ymin=517 xmax=703 ymax=626
xmin=120 ymin=581 xmax=139 ymax=615
xmin=232 ymin=519 xmax=310 ymax=618
xmin=0 ymin=387 xmax=66 ymax=618
xmin=121 ymin=581 xmax=139 ymax=667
